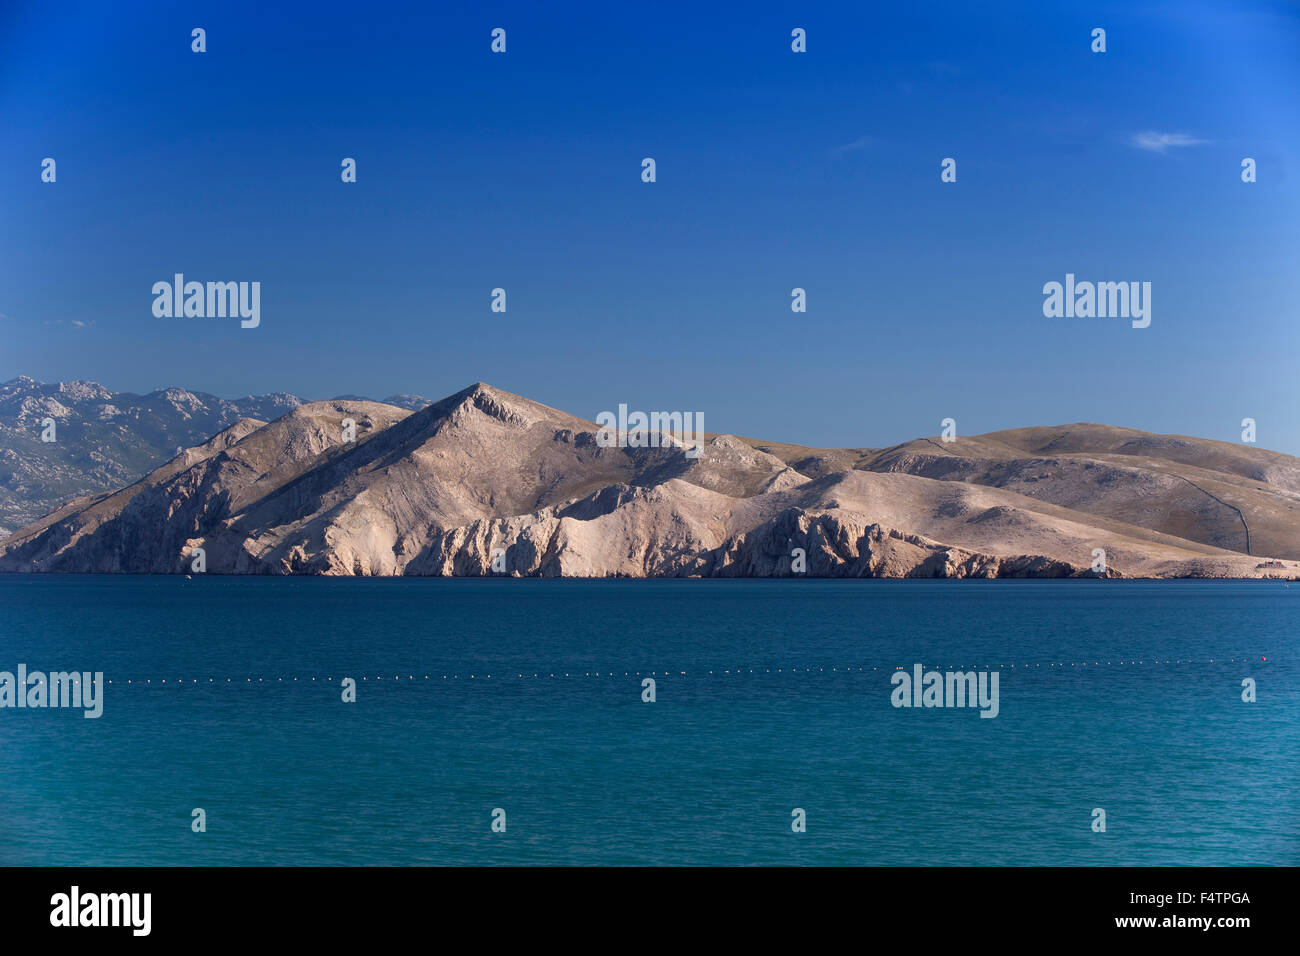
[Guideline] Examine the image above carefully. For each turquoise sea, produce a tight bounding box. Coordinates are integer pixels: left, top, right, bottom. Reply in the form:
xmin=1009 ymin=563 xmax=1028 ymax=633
xmin=0 ymin=576 xmax=1295 ymax=865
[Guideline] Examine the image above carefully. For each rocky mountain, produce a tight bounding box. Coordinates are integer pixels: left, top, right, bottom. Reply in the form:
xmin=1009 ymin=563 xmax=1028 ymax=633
xmin=749 ymin=425 xmax=1300 ymax=568
xmin=2 ymin=382 xmax=1297 ymax=578
xmin=0 ymin=377 xmax=429 ymax=536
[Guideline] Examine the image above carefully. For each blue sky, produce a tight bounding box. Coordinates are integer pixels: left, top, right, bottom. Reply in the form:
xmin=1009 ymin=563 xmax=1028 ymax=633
xmin=2 ymin=0 xmax=1298 ymax=452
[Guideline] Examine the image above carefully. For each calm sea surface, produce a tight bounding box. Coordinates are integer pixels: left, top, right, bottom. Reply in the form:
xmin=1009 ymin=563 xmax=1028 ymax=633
xmin=0 ymin=576 xmax=1295 ymax=865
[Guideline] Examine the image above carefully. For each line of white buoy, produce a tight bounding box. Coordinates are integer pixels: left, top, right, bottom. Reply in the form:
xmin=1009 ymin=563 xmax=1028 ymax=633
xmin=95 ymin=656 xmax=1269 ymax=685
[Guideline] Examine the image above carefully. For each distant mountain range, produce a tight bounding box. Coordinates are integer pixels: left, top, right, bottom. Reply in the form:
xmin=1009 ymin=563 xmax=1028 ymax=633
xmin=0 ymin=376 xmax=428 ymax=536
xmin=2 ymin=380 xmax=1298 ymax=578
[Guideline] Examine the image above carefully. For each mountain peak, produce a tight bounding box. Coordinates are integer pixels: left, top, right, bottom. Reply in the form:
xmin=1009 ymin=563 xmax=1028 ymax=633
xmin=420 ymin=382 xmax=589 ymax=431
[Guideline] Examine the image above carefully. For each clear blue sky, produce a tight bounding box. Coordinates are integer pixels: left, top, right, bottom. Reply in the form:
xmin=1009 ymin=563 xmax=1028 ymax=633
xmin=2 ymin=0 xmax=1298 ymax=452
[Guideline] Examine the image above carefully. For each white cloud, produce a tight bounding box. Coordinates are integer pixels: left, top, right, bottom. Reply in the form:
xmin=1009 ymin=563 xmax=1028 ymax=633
xmin=1131 ymin=131 xmax=1208 ymax=153
xmin=831 ymin=135 xmax=872 ymax=156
